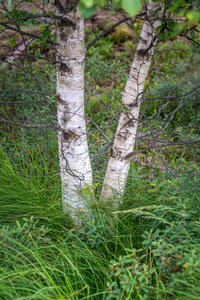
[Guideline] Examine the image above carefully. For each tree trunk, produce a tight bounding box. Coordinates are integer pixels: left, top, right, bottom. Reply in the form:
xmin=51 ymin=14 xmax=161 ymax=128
xmin=56 ymin=1 xmax=92 ymax=217
xmin=105 ymin=0 xmax=113 ymax=9
xmin=101 ymin=0 xmax=164 ymax=199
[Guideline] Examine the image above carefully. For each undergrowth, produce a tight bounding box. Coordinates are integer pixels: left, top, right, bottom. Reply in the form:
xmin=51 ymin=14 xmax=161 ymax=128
xmin=0 ymin=147 xmax=200 ymax=299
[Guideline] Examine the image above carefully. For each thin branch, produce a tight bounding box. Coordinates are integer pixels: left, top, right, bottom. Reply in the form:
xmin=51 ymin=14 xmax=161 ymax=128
xmin=86 ymin=16 xmax=133 ymax=51
xmin=0 ymin=88 xmax=54 ymax=96
xmin=125 ymin=140 xmax=200 ymax=158
xmin=0 ymin=13 xmax=75 ymax=27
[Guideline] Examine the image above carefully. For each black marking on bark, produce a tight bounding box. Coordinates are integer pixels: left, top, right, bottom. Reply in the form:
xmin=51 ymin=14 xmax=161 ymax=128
xmin=117 ymin=132 xmax=125 ymax=141
xmin=60 ymin=19 xmax=75 ymax=29
xmin=55 ymin=0 xmax=79 ymax=14
xmin=127 ymin=103 xmax=139 ymax=109
xmin=60 ymin=27 xmax=67 ymax=41
xmin=139 ymin=36 xmax=148 ymax=44
xmin=63 ymin=130 xmax=77 ymax=142
xmin=61 ymin=113 xmax=69 ymax=124
xmin=147 ymin=31 xmax=152 ymax=37
xmin=66 ymin=0 xmax=79 ymax=13
xmin=110 ymin=148 xmax=114 ymax=157
xmin=55 ymin=0 xmax=65 ymax=13
xmin=124 ymin=151 xmax=134 ymax=161
xmin=111 ymin=147 xmax=124 ymax=161
xmin=59 ymin=63 xmax=71 ymax=75
xmin=137 ymin=48 xmax=150 ymax=58
xmin=56 ymin=95 xmax=66 ymax=105
xmin=126 ymin=119 xmax=135 ymax=127
xmin=137 ymin=39 xmax=155 ymax=59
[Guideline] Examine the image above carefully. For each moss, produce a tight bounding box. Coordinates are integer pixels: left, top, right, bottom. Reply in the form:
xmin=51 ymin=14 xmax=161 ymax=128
xmin=0 ymin=49 xmax=6 ymax=61
xmin=124 ymin=40 xmax=137 ymax=54
xmin=111 ymin=23 xmax=134 ymax=43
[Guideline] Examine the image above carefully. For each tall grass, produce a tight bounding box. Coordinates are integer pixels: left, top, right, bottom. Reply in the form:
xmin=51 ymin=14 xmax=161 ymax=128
xmin=1 ymin=144 xmax=200 ymax=299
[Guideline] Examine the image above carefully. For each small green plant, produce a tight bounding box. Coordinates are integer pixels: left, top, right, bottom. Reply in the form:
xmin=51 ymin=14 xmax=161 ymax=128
xmin=142 ymin=223 xmax=200 ymax=298
xmin=65 ymin=213 xmax=115 ymax=255
xmin=106 ymin=249 xmax=155 ymax=300
xmin=0 ymin=217 xmax=51 ymax=268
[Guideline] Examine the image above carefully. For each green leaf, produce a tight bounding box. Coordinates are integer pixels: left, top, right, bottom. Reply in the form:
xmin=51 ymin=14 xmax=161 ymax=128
xmin=194 ymin=0 xmax=200 ymax=7
xmin=34 ymin=50 xmax=40 ymax=57
xmin=190 ymin=29 xmax=195 ymax=40
xmin=167 ymin=20 xmax=176 ymax=30
xmin=9 ymin=39 xmax=16 ymax=46
xmin=115 ymin=268 xmax=123 ymax=276
xmin=122 ymin=0 xmax=141 ymax=16
xmin=16 ymin=220 xmax=21 ymax=228
xmin=79 ymin=3 xmax=96 ymax=18
xmin=26 ymin=19 xmax=33 ymax=25
xmin=42 ymin=28 xmax=51 ymax=37
xmin=32 ymin=5 xmax=35 ymax=15
xmin=187 ymin=11 xmax=200 ymax=21
xmin=81 ymin=187 xmax=92 ymax=196
xmin=80 ymin=0 xmax=94 ymax=8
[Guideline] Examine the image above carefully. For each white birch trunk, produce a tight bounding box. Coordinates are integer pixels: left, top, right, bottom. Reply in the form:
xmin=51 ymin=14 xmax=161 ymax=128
xmin=56 ymin=1 xmax=92 ymax=216
xmin=105 ymin=0 xmax=113 ymax=9
xmin=101 ymin=0 xmax=164 ymax=199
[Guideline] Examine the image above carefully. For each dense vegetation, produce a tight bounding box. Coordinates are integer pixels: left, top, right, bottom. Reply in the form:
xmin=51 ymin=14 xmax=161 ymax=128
xmin=0 ymin=10 xmax=200 ymax=299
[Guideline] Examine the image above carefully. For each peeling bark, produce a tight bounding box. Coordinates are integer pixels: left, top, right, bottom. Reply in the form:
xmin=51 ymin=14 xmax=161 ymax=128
xmin=101 ymin=0 xmax=164 ymax=199
xmin=56 ymin=1 xmax=92 ymax=217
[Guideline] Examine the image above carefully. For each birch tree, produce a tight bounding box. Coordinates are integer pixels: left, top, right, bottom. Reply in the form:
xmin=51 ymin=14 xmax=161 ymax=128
xmin=1 ymin=0 xmax=199 ymax=220
xmin=56 ymin=0 xmax=92 ymax=216
xmin=101 ymin=0 xmax=164 ymax=199
xmin=55 ymin=0 xmax=164 ymax=211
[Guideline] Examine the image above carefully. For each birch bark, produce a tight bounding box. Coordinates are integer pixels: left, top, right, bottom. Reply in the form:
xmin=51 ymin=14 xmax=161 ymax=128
xmin=56 ymin=1 xmax=92 ymax=216
xmin=101 ymin=0 xmax=164 ymax=199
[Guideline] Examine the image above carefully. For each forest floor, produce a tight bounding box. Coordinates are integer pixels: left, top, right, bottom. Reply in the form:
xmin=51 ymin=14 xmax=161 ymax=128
xmin=0 ymin=4 xmax=200 ymax=300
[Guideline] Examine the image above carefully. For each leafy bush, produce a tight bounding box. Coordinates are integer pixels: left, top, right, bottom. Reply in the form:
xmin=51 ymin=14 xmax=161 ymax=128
xmin=0 ymin=217 xmax=51 ymax=269
xmin=106 ymin=249 xmax=155 ymax=300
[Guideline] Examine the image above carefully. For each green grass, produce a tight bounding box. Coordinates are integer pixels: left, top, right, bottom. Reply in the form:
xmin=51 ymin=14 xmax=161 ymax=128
xmin=0 ymin=146 xmax=200 ymax=299
xmin=0 ymin=17 xmax=200 ymax=300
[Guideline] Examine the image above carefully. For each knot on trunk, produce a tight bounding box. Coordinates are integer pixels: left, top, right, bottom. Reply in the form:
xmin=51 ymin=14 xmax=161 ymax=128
xmin=136 ymin=48 xmax=151 ymax=60
xmin=59 ymin=63 xmax=71 ymax=75
xmin=63 ymin=130 xmax=77 ymax=142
